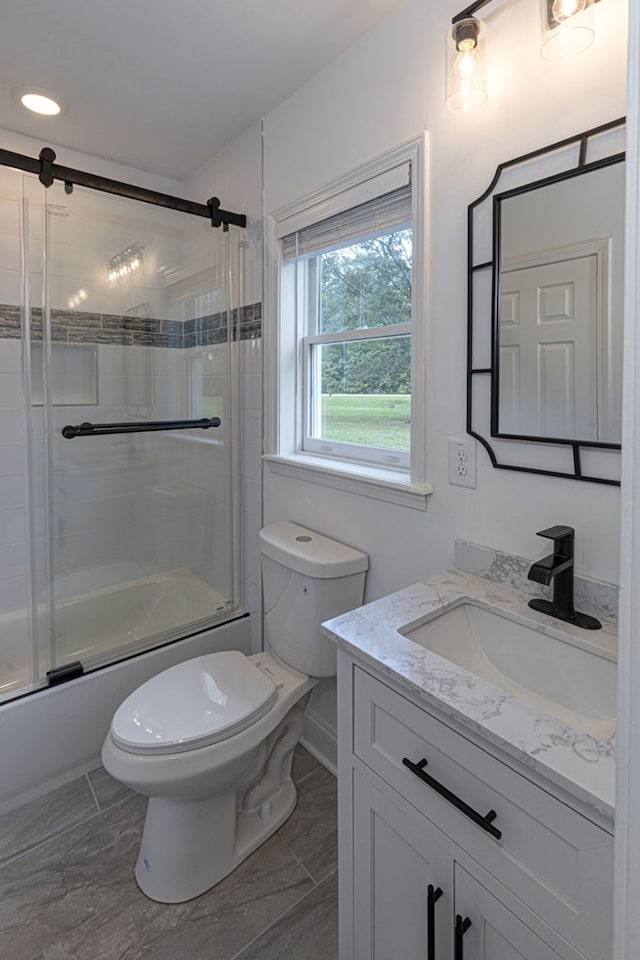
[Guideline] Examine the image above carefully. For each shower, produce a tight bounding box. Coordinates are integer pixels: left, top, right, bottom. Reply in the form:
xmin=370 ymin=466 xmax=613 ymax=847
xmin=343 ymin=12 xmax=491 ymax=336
xmin=0 ymin=145 xmax=248 ymax=707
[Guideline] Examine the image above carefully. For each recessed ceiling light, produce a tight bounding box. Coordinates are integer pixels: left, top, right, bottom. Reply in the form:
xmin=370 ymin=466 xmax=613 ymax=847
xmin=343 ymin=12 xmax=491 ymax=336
xmin=22 ymin=93 xmax=60 ymax=116
xmin=12 ymin=86 xmax=67 ymax=117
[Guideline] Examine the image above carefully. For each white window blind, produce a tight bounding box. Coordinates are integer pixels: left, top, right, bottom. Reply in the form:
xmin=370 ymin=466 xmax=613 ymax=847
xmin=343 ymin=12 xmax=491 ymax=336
xmin=281 ymin=180 xmax=411 ymax=261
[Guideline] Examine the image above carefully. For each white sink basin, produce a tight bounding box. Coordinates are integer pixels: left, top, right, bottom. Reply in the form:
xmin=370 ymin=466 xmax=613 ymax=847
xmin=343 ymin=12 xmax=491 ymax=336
xmin=399 ymin=602 xmax=616 ymax=740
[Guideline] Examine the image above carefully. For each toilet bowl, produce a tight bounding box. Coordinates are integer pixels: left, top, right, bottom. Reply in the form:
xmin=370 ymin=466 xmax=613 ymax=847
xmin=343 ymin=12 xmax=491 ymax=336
xmin=102 ymin=521 xmax=368 ymax=903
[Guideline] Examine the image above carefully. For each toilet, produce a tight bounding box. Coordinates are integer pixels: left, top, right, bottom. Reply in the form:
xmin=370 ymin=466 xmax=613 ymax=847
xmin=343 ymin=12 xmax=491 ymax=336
xmin=101 ymin=521 xmax=368 ymax=903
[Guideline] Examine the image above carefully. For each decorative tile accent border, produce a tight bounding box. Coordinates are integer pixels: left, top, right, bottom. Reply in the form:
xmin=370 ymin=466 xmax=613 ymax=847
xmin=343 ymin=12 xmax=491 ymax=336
xmin=0 ymin=303 xmax=262 ymax=348
xmin=454 ymin=538 xmax=619 ymax=623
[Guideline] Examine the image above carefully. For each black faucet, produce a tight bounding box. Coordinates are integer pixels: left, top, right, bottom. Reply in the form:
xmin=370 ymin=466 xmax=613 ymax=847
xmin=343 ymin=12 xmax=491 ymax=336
xmin=527 ymin=526 xmax=601 ymax=630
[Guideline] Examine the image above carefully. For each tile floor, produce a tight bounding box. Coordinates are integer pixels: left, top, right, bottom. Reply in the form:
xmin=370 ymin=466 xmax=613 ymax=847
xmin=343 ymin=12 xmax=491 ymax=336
xmin=0 ymin=747 xmax=338 ymax=960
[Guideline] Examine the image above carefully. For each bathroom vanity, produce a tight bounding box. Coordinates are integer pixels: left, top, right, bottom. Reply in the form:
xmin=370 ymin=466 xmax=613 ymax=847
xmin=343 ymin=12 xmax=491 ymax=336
xmin=323 ymin=571 xmax=615 ymax=960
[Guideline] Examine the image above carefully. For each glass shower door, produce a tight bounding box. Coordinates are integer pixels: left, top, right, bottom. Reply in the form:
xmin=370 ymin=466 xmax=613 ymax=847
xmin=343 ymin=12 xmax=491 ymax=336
xmin=40 ymin=181 xmax=239 ymax=675
xmin=0 ymin=168 xmax=49 ymax=701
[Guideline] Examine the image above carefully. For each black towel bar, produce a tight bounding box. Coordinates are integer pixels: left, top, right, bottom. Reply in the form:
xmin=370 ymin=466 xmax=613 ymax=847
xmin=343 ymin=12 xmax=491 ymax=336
xmin=61 ymin=417 xmax=221 ymax=439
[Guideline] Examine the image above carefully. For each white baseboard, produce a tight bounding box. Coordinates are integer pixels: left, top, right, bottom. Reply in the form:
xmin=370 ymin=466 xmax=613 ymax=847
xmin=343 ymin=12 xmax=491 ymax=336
xmin=300 ymin=709 xmax=337 ymax=776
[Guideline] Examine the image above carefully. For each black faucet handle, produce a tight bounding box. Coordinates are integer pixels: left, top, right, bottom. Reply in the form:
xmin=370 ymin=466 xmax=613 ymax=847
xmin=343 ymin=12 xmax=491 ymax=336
xmin=535 ymin=525 xmax=574 ymax=543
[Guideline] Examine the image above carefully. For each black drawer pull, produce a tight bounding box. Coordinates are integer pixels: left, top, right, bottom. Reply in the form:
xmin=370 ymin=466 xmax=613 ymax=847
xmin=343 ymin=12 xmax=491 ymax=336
xmin=402 ymin=757 xmax=502 ymax=841
xmin=455 ymin=915 xmax=472 ymax=960
xmin=427 ymin=884 xmax=443 ymax=960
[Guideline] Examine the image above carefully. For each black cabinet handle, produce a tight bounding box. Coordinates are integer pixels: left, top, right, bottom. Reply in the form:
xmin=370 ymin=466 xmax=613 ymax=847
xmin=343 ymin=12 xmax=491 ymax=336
xmin=402 ymin=757 xmax=502 ymax=841
xmin=427 ymin=884 xmax=443 ymax=960
xmin=454 ymin=915 xmax=472 ymax=960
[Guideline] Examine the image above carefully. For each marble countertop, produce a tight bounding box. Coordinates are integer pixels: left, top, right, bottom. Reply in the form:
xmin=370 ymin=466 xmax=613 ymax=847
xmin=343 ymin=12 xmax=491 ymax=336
xmin=322 ymin=569 xmax=616 ymax=821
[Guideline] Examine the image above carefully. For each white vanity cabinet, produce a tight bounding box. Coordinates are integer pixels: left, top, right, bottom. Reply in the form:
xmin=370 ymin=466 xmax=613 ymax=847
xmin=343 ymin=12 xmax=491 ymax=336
xmin=337 ymin=652 xmax=614 ymax=960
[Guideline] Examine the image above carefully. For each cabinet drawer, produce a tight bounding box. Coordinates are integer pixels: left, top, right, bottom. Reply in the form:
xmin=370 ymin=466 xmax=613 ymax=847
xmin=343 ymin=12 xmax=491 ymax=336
xmin=353 ymin=666 xmax=612 ymax=960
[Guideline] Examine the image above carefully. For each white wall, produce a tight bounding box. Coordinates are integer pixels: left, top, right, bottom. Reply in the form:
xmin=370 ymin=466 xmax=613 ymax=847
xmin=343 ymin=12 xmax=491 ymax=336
xmin=614 ymin=2 xmax=640 ymax=952
xmin=262 ymin=0 xmax=627 ymax=600
xmin=254 ymin=0 xmax=627 ymax=756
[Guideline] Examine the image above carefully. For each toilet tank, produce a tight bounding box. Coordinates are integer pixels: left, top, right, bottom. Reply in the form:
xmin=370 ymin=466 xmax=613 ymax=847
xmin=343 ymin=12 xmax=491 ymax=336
xmin=259 ymin=521 xmax=368 ymax=678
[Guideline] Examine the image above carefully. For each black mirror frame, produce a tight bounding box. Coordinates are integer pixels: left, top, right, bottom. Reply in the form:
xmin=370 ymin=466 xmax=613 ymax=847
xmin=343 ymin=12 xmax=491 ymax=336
xmin=467 ymin=117 xmax=626 ymax=487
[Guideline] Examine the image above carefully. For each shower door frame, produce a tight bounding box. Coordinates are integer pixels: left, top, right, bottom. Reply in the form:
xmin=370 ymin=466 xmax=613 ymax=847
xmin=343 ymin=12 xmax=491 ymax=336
xmin=0 ymin=144 xmax=247 ymax=701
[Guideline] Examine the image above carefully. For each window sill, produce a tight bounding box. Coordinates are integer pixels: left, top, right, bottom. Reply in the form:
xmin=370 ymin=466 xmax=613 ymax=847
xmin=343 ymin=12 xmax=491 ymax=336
xmin=263 ymin=454 xmax=432 ymax=510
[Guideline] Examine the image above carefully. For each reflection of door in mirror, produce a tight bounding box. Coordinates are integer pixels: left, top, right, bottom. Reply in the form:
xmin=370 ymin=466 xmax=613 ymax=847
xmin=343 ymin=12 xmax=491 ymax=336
xmin=499 ymin=251 xmax=598 ymax=440
xmin=496 ymin=161 xmax=624 ymax=445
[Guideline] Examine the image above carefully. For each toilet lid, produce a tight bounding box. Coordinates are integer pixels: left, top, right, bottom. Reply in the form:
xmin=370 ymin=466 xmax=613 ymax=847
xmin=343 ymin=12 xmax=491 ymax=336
xmin=111 ymin=651 xmax=278 ymax=755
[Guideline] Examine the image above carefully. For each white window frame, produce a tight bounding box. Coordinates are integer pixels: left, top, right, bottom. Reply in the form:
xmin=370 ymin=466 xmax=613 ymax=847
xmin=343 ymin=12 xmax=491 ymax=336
xmin=264 ymin=135 xmax=432 ymax=510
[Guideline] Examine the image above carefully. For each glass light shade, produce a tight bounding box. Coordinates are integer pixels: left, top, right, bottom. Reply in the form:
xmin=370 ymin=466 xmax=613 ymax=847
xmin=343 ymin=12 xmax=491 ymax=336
xmin=446 ymin=18 xmax=488 ymax=114
xmin=540 ymin=0 xmax=595 ymax=61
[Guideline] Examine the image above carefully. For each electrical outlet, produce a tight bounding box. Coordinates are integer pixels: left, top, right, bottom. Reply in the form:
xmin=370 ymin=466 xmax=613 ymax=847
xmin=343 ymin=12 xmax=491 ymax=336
xmin=449 ymin=437 xmax=477 ymax=488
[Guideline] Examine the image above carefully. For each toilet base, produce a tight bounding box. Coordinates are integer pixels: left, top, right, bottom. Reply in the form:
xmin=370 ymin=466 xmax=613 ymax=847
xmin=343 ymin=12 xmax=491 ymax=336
xmin=133 ymin=703 xmax=308 ymax=902
xmin=134 ymin=776 xmax=298 ymax=902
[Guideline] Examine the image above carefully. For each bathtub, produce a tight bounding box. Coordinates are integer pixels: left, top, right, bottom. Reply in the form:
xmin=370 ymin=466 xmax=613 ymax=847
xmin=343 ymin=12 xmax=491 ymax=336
xmin=0 ymin=572 xmax=252 ymax=813
xmin=0 ymin=567 xmax=234 ymax=701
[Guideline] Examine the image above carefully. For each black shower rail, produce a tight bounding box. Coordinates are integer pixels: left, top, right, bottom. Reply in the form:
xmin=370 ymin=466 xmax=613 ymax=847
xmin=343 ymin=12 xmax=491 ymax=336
xmin=61 ymin=417 xmax=221 ymax=439
xmin=0 ymin=145 xmax=246 ymax=230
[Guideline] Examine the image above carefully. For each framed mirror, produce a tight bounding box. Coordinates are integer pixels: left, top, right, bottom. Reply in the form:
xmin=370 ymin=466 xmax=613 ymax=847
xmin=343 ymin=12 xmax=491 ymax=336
xmin=467 ymin=118 xmax=625 ymax=485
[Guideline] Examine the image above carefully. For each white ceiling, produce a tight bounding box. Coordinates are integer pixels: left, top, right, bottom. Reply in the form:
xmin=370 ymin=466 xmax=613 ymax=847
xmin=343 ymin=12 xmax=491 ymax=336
xmin=0 ymin=0 xmax=408 ymax=181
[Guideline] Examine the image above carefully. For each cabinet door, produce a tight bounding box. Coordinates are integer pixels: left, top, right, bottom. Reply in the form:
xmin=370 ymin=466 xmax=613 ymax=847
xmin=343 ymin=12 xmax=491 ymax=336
xmin=353 ymin=769 xmax=454 ymax=960
xmin=454 ymin=865 xmax=573 ymax=960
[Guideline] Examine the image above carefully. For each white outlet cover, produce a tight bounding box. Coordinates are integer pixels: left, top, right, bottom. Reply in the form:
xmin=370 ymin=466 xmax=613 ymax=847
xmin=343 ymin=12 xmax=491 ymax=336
xmin=449 ymin=437 xmax=477 ymax=488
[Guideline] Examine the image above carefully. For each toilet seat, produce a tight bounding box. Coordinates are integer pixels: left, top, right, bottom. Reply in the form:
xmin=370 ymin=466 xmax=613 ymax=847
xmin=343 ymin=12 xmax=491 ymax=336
xmin=111 ymin=650 xmax=278 ymax=755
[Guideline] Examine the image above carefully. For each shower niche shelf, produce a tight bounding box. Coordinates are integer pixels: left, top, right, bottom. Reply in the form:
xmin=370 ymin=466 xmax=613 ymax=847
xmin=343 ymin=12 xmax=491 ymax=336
xmin=32 ymin=343 xmax=98 ymax=406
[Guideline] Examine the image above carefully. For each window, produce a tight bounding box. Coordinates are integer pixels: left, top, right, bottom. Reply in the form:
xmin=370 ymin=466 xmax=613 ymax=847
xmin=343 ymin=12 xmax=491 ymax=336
xmin=266 ymin=137 xmax=430 ymax=508
xmin=284 ymin=187 xmax=412 ymax=468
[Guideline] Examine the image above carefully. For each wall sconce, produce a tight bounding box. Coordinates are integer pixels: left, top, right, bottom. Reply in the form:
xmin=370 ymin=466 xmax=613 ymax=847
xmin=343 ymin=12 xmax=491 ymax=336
xmin=540 ymin=0 xmax=595 ymax=61
xmin=108 ymin=243 xmax=144 ymax=284
xmin=446 ymin=16 xmax=488 ymax=113
xmin=446 ymin=0 xmax=603 ymax=113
